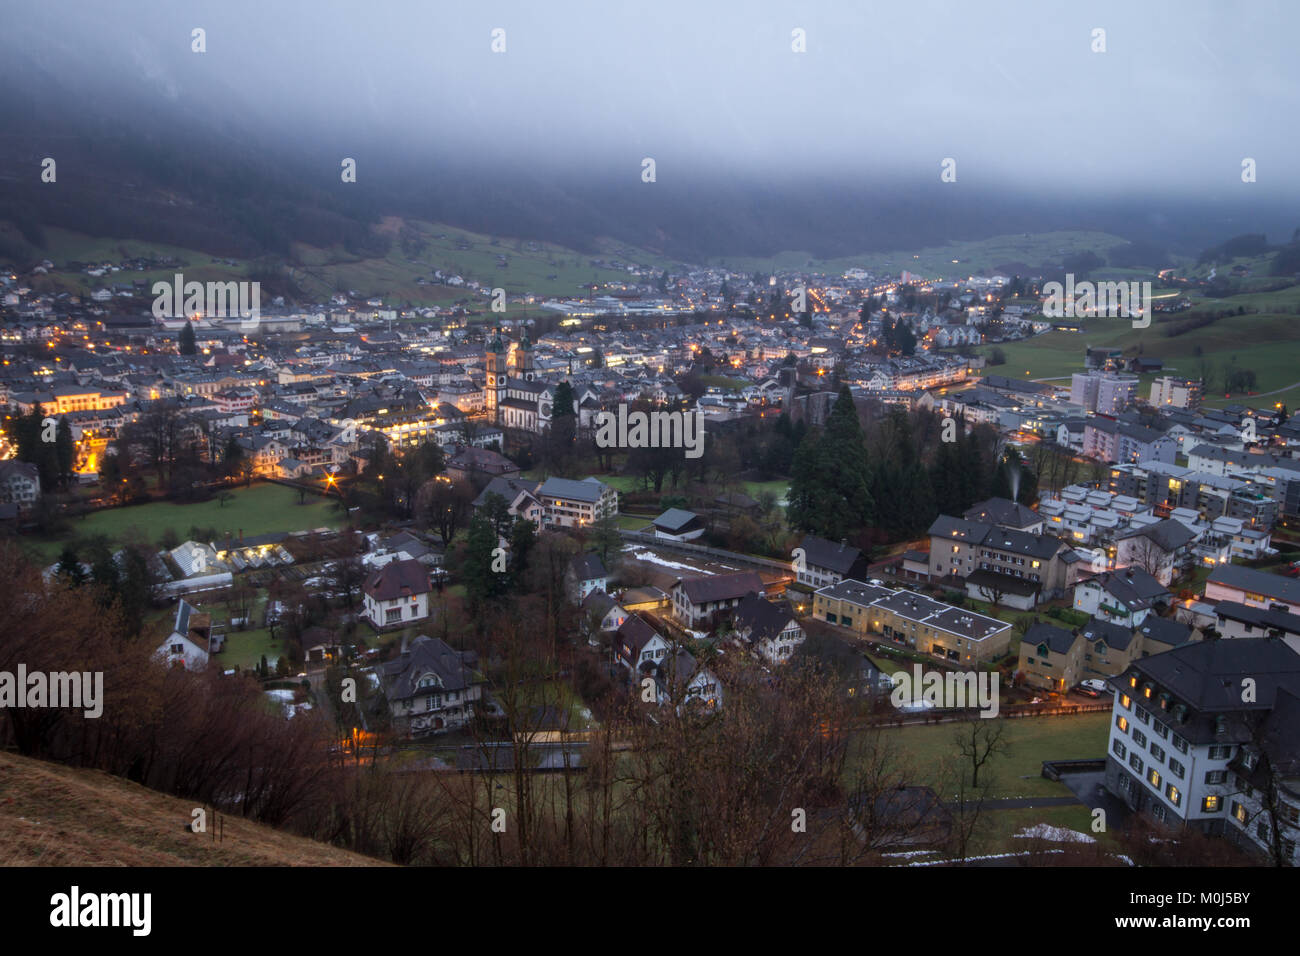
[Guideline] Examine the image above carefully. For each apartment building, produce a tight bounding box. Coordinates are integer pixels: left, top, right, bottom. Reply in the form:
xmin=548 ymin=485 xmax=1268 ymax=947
xmin=1104 ymin=638 xmax=1300 ymax=863
xmin=536 ymin=476 xmax=618 ymax=528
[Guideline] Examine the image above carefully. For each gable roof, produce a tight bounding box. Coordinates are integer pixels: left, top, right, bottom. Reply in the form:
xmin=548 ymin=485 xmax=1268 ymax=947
xmin=732 ymin=592 xmax=797 ymax=643
xmin=1208 ymin=564 xmax=1300 ymax=605
xmin=379 ymin=635 xmax=480 ymax=700
xmin=1080 ymin=617 xmax=1135 ymax=652
xmin=799 ymin=534 xmax=866 ymax=575
xmin=1080 ymin=567 xmax=1170 ymax=610
xmin=569 ymin=551 xmax=607 ymax=581
xmin=677 ymin=571 xmax=764 ymax=605
xmin=652 ymin=508 xmax=701 ymax=533
xmin=1024 ymin=622 xmax=1078 ymax=656
xmin=537 ymin=476 xmax=609 ymax=503
xmin=364 ymin=557 xmax=431 ymax=601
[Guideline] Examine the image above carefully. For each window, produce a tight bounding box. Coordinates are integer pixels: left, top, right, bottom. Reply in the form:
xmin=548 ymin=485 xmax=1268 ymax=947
xmin=1150 ymin=744 xmax=1165 ymax=763
xmin=1202 ymin=795 xmax=1221 ymax=813
xmin=1113 ymin=739 xmax=1127 ymax=759
xmin=1166 ymin=784 xmax=1181 ymax=807
xmin=1231 ymin=801 xmax=1247 ymax=824
xmin=1147 ymin=768 xmax=1162 ymax=790
xmin=1153 ymin=722 xmax=1169 ymax=740
xmin=1120 ymin=694 xmax=1132 ymax=709
xmin=1173 ymin=735 xmax=1188 ymax=754
xmin=1206 ymin=770 xmax=1227 ymax=785
xmin=1136 ymin=706 xmax=1150 ymax=725
xmin=1209 ymin=745 xmax=1232 ymax=760
xmin=1168 ymin=759 xmax=1184 ymax=779
xmin=1132 ymin=729 xmax=1147 ymax=748
xmin=1129 ymin=754 xmax=1144 ymax=774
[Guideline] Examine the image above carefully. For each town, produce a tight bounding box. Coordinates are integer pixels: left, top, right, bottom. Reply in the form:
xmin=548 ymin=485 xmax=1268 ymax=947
xmin=2 ymin=236 xmax=1299 ymax=870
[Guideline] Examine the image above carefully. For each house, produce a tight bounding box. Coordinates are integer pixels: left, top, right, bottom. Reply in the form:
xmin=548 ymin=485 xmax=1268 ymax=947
xmin=0 ymin=460 xmax=40 ymax=508
xmin=444 ymin=445 xmax=520 ymax=485
xmin=794 ymin=534 xmax=870 ymax=589
xmin=566 ymin=552 xmax=608 ymax=604
xmin=926 ymin=515 xmax=1070 ymax=604
xmin=580 ymin=589 xmax=628 ymax=638
xmin=652 ymin=647 xmax=723 ymax=712
xmin=1115 ymin=518 xmax=1197 ymax=586
xmin=963 ymin=497 xmax=1043 ymax=534
xmin=613 ymin=613 xmax=671 ymax=672
xmin=671 ymin=571 xmax=764 ymax=628
xmin=1018 ymin=622 xmax=1084 ymax=691
xmin=1072 ymin=568 xmax=1170 ymax=628
xmin=650 ymin=508 xmax=705 ymax=541
xmin=471 ymin=476 xmax=543 ymax=526
xmin=362 ymin=558 xmax=432 ymax=630
xmin=537 ymin=476 xmax=618 ymax=528
xmin=731 ymin=592 xmax=805 ymax=664
xmin=1104 ymin=637 xmax=1300 ymax=861
xmin=377 ymin=635 xmax=484 ymax=736
xmin=859 ymin=587 xmax=1013 ymax=667
xmin=1214 ymin=601 xmax=1300 ymax=655
xmin=155 ymin=599 xmax=220 ymax=671
xmin=1204 ymin=564 xmax=1300 ymax=613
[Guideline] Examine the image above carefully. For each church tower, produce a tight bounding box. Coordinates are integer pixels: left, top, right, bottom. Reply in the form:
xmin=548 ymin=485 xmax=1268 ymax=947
xmin=514 ymin=328 xmax=536 ymax=382
xmin=485 ymin=325 xmax=507 ymax=425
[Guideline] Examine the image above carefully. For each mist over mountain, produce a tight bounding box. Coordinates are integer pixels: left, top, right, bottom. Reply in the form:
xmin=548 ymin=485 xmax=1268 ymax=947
xmin=1 ymin=0 xmax=1297 ymax=265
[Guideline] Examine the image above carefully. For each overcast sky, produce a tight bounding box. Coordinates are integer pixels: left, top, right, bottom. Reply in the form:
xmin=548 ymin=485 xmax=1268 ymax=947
xmin=5 ymin=0 xmax=1298 ymax=200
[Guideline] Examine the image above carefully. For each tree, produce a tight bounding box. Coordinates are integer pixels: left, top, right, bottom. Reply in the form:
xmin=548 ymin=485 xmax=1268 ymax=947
xmin=179 ymin=321 xmax=197 ymax=355
xmin=461 ymin=513 xmax=505 ymax=612
xmin=953 ymin=716 xmax=1008 ymax=790
xmin=786 ymin=386 xmax=874 ymax=538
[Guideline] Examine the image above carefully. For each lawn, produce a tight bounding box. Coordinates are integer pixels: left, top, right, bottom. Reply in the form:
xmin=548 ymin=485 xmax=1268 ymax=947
xmin=29 ymin=482 xmax=343 ymax=563
xmin=974 ymin=300 xmax=1300 ymax=407
xmin=852 ymin=711 xmax=1111 ymax=800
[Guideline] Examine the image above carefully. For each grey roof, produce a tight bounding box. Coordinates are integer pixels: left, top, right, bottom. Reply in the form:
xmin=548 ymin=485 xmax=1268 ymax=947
xmin=816 ymin=579 xmax=895 ymax=607
xmin=1125 ymin=637 xmax=1300 ymax=717
xmin=472 ymin=476 xmax=540 ymax=509
xmin=569 ymin=552 xmax=607 ymax=581
xmin=1137 ymin=615 xmax=1195 ymax=648
xmin=799 ymin=534 xmax=867 ymax=575
xmin=1214 ymin=600 xmax=1300 ymax=636
xmin=927 ymin=515 xmax=1064 ymax=560
xmin=1120 ymin=518 xmax=1196 ymax=553
xmin=1079 ymin=568 xmax=1169 ymax=610
xmin=1080 ymin=617 xmax=1135 ymax=653
xmin=678 ymin=571 xmax=764 ymax=605
xmin=380 ymin=636 xmax=481 ymax=701
xmin=732 ymin=593 xmax=797 ymax=643
xmin=1025 ymin=622 xmax=1077 ymax=656
xmin=1208 ymin=564 xmax=1300 ymax=605
xmin=652 ymin=508 xmax=701 ymax=533
xmin=538 ymin=476 xmax=609 ymax=503
xmin=963 ymin=497 xmax=1040 ymax=530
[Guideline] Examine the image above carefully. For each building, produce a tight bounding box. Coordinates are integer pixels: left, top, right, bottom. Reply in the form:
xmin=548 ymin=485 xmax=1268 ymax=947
xmin=1072 ymin=567 xmax=1170 ymax=628
xmin=927 ymin=515 xmax=1070 ymax=606
xmin=1214 ymin=601 xmax=1300 ymax=655
xmin=794 ymin=534 xmax=870 ymax=589
xmin=650 ymin=508 xmax=705 ymax=542
xmin=378 ymin=635 xmax=484 ymax=736
xmin=671 ymin=571 xmax=765 ymax=628
xmin=1204 ymin=564 xmax=1300 ymax=612
xmin=1070 ymin=371 xmax=1138 ymax=415
xmin=536 ymin=476 xmax=618 ymax=528
xmin=0 ymin=460 xmax=40 ymax=508
xmin=731 ymin=592 xmax=805 ymax=664
xmin=154 ymin=599 xmax=221 ymax=671
xmin=1149 ymin=376 xmax=1202 ymax=410
xmin=1114 ymin=518 xmax=1197 ymax=586
xmin=566 ymin=552 xmax=608 ymax=604
xmin=362 ymin=558 xmax=432 ymax=630
xmin=1103 ymin=637 xmax=1300 ymax=862
xmin=963 ymin=497 xmax=1044 ymax=533
xmin=1018 ymin=622 xmax=1084 ymax=692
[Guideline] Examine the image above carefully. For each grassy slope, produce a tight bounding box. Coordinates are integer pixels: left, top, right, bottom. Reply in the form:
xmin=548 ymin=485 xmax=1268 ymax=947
xmin=976 ymin=286 xmax=1300 ymax=407
xmin=0 ymin=751 xmax=383 ymax=866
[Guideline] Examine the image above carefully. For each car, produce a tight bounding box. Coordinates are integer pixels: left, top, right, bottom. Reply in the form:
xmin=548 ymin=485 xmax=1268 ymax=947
xmin=1075 ymin=685 xmax=1100 ymax=698
xmin=868 ymin=578 xmax=886 ymax=587
xmin=1080 ymin=678 xmax=1111 ymax=695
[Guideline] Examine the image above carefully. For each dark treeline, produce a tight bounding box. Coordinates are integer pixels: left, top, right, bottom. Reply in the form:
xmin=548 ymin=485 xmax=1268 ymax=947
xmin=787 ymin=387 xmax=1037 ymax=550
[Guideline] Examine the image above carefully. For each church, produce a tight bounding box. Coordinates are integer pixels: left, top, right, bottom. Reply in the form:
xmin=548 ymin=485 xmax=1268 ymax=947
xmin=483 ymin=326 xmax=570 ymax=433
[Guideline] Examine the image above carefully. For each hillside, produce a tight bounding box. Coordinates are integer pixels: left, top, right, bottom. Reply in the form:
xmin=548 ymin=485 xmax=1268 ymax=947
xmin=0 ymin=751 xmax=383 ymax=866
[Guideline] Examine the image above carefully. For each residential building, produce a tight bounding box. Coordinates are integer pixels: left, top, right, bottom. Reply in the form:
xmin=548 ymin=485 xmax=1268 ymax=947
xmin=362 ymin=558 xmax=432 ymax=630
xmin=377 ymin=635 xmax=484 ymax=736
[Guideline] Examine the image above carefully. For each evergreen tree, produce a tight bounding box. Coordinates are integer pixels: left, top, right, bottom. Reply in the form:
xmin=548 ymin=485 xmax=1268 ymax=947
xmin=179 ymin=320 xmax=197 ymax=355
xmin=55 ymin=417 xmax=75 ymax=485
xmin=463 ymin=513 xmax=504 ymax=610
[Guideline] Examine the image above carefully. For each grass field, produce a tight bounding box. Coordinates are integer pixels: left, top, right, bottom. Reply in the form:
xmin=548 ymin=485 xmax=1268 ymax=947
xmin=976 ymin=298 xmax=1300 ymax=408
xmin=856 ymin=711 xmax=1111 ymax=800
xmin=29 ymin=483 xmax=343 ymax=563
